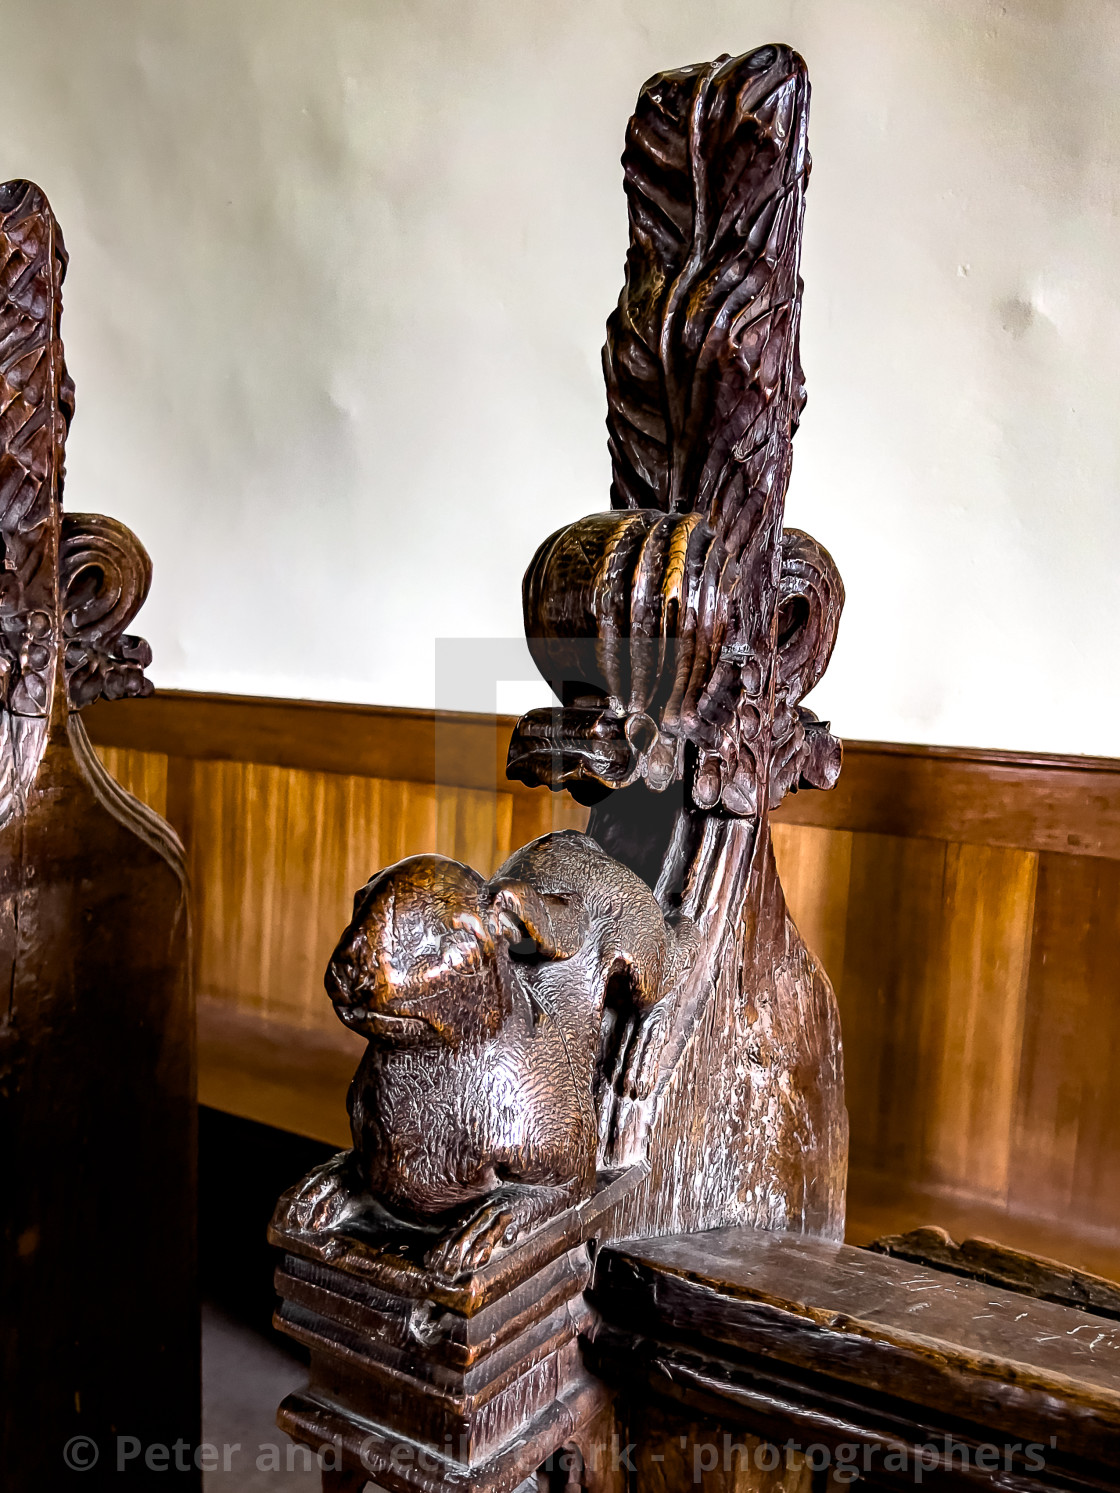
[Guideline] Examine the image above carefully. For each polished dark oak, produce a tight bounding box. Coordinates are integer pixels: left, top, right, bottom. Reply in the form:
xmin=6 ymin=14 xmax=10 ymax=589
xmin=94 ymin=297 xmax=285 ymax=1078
xmin=592 ymin=1227 xmax=1120 ymax=1487
xmin=0 ymin=180 xmax=197 ymax=1486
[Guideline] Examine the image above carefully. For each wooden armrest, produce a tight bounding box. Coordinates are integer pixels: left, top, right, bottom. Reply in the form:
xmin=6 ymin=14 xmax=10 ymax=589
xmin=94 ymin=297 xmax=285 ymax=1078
xmin=867 ymin=1225 xmax=1120 ymax=1321
xmin=591 ymin=1227 xmax=1120 ymax=1482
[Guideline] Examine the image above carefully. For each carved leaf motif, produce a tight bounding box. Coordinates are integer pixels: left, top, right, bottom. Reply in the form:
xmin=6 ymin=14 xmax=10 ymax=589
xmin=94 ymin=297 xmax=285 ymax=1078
xmin=1 ymin=180 xmax=153 ymax=718
xmin=0 ymin=179 xmax=68 ymax=720
xmin=512 ymin=49 xmax=832 ymax=813
xmin=603 ymin=45 xmax=810 ymax=564
xmin=60 ymin=513 xmax=154 ymax=707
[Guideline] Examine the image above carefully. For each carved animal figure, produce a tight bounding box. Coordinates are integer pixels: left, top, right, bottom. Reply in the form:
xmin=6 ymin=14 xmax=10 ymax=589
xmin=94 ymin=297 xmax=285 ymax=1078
xmin=284 ymin=830 xmax=695 ymax=1276
xmin=505 ymin=45 xmax=851 ymax=1241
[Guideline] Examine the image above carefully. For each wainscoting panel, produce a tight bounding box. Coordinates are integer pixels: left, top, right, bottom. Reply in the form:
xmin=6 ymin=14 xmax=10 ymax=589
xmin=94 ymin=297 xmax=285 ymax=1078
xmin=88 ymin=692 xmax=1120 ymax=1275
xmin=1009 ymin=852 xmax=1120 ymax=1233
xmin=188 ymin=761 xmax=515 ymax=1030
xmin=92 ymin=743 xmax=583 ymax=1036
xmin=97 ymin=746 xmax=169 ymax=822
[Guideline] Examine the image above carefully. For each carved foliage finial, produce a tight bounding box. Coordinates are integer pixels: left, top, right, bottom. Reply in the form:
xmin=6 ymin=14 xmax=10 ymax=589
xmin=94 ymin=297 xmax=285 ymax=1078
xmin=604 ymin=44 xmax=809 ymax=530
xmin=0 ymin=180 xmax=69 ymax=719
xmin=0 ymin=179 xmax=153 ymax=722
xmin=509 ymin=48 xmax=842 ymax=815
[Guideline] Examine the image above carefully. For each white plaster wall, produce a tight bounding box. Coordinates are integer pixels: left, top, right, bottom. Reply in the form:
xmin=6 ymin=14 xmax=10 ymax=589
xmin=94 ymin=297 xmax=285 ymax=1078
xmin=1 ymin=0 xmax=1117 ymax=755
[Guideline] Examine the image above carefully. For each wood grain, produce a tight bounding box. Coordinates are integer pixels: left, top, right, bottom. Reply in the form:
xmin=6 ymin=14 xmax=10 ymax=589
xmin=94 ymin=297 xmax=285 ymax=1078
xmin=0 ymin=181 xmax=197 ymax=1489
xmin=96 ymin=744 xmax=168 ymax=819
xmin=593 ymin=1228 xmax=1120 ymax=1483
xmin=86 ymin=690 xmax=1120 ymax=856
xmin=774 ymin=830 xmax=1039 ymax=1207
xmin=830 ymin=833 xmax=951 ymax=1177
xmin=776 ymin=739 xmax=1120 ymax=859
xmin=89 ymin=697 xmax=1120 ymax=1261
xmin=1010 ymin=853 xmax=1120 ymax=1230
xmin=769 ymin=824 xmax=852 ymax=986
xmin=598 ymin=1226 xmax=1120 ymax=1411
xmin=926 ymin=843 xmax=1036 ymax=1199
xmin=867 ymin=1225 xmax=1120 ymax=1318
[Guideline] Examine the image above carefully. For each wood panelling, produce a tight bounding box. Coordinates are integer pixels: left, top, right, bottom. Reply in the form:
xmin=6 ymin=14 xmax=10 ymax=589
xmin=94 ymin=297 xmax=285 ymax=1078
xmin=769 ymin=817 xmax=1107 ymax=1239
xmin=96 ymin=745 xmax=169 ymax=820
xmin=86 ymin=691 xmax=521 ymax=795
xmin=87 ymin=691 xmax=1120 ymax=857
xmin=926 ymin=844 xmax=1037 ymax=1198
xmin=87 ymin=691 xmax=1120 ymax=1269
xmin=769 ymin=823 xmax=853 ymax=983
xmin=1009 ymin=853 xmax=1120 ymax=1231
xmin=838 ymin=834 xmax=955 ymax=1177
xmin=198 ymin=997 xmax=357 ymax=1149
xmin=777 ymin=739 xmax=1120 ymax=859
xmin=96 ymin=745 xmax=584 ymax=1038
xmin=827 ymin=836 xmax=1038 ymax=1200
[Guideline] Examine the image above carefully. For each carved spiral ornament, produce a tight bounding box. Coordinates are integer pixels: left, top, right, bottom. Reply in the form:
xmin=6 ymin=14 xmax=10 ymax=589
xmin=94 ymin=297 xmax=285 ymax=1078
xmin=60 ymin=513 xmax=154 ymax=707
xmin=0 ymin=178 xmax=153 ymax=731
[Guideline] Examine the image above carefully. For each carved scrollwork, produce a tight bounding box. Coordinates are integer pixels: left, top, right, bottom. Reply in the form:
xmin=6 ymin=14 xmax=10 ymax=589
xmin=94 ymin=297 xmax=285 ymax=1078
xmin=2 ymin=180 xmax=155 ymax=725
xmin=509 ymin=509 xmax=737 ymax=800
xmin=509 ymin=47 xmax=840 ymax=820
xmin=0 ymin=177 xmax=158 ymax=845
xmin=275 ymin=44 xmax=848 ymax=1323
xmin=768 ymin=528 xmax=845 ymax=806
xmin=509 ymin=517 xmax=844 ymax=814
xmin=603 ymin=45 xmax=809 ymax=526
xmin=0 ymin=179 xmax=70 ymax=721
xmin=60 ymin=513 xmax=153 ymax=707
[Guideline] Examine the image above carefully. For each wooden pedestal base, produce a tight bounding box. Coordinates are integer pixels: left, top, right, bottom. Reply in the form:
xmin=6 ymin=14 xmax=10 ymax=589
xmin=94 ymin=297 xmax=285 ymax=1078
xmin=270 ymin=1168 xmax=641 ymax=1492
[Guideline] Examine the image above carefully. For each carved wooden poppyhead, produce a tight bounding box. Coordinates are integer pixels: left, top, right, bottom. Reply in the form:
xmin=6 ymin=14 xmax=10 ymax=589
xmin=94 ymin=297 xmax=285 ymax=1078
xmin=0 ymin=179 xmax=154 ymax=773
xmin=326 ymin=854 xmax=587 ymax=1047
xmin=507 ymin=47 xmax=844 ymax=816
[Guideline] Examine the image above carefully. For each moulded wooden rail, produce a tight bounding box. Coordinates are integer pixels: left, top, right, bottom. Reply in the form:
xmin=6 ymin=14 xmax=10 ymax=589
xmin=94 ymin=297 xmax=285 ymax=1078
xmin=85 ymin=690 xmax=1120 ymax=859
xmin=590 ymin=1227 xmax=1120 ymax=1483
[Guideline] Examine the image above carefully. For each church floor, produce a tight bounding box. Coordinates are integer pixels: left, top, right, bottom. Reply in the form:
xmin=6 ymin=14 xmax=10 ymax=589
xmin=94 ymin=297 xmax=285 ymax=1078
xmin=202 ymin=1301 xmax=320 ymax=1490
